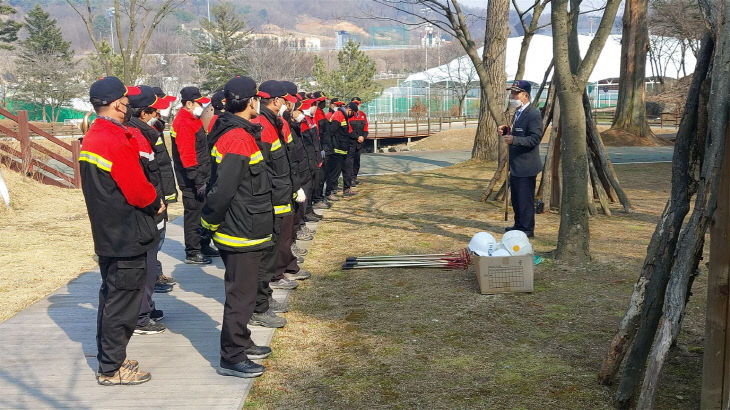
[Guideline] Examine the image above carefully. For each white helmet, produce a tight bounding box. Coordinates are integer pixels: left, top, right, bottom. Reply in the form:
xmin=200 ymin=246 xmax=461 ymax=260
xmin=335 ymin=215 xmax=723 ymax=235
xmin=490 ymin=247 xmax=511 ymax=257
xmin=501 ymin=230 xmax=533 ymax=256
xmin=468 ymin=232 xmax=497 ymax=256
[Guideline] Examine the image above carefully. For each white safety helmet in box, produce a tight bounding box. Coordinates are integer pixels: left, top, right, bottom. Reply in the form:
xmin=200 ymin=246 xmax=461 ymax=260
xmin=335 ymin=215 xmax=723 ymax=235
xmin=490 ymin=247 xmax=511 ymax=257
xmin=468 ymin=232 xmax=497 ymax=256
xmin=501 ymin=230 xmax=533 ymax=256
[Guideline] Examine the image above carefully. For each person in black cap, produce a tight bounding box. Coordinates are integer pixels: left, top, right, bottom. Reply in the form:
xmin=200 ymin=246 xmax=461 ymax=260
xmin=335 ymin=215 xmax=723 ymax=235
xmin=81 ymin=76 xmax=165 ymax=385
xmin=207 ymin=90 xmax=226 ymax=136
xmin=324 ymin=101 xmax=357 ymax=200
xmin=498 ymin=80 xmax=542 ymax=238
xmin=126 ymin=85 xmax=175 ymax=335
xmin=171 ymin=86 xmax=217 ymax=264
xmin=201 ymin=75 xmax=272 ymax=378
xmin=348 ymin=97 xmax=368 ymax=186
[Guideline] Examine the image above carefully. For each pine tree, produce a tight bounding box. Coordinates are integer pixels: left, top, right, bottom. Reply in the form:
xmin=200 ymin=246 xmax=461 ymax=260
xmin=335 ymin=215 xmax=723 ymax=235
xmin=14 ymin=5 xmax=80 ymax=122
xmin=0 ymin=0 xmax=21 ymax=50
xmin=311 ymin=41 xmax=380 ymax=103
xmin=193 ymin=2 xmax=250 ymax=93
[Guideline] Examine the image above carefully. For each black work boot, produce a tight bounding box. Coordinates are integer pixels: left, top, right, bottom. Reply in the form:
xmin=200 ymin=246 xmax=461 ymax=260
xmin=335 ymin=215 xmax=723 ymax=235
xmin=244 ymin=344 xmax=272 ymax=360
xmin=185 ymin=252 xmax=211 ymax=264
xmin=218 ymin=358 xmax=265 ymax=378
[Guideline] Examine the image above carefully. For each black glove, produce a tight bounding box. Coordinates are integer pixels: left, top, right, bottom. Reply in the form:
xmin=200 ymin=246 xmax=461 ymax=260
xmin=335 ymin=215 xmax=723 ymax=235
xmin=196 ymin=226 xmax=213 ymax=241
xmin=195 ymin=183 xmax=207 ymax=201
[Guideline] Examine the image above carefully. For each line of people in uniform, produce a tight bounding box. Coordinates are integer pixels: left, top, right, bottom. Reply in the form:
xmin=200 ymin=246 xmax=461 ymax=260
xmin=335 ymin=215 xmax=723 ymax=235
xmin=79 ymin=75 xmax=369 ymax=385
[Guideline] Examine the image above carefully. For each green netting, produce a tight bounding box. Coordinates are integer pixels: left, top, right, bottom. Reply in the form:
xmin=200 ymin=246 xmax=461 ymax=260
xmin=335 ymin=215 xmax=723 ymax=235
xmin=0 ymin=99 xmax=88 ymax=122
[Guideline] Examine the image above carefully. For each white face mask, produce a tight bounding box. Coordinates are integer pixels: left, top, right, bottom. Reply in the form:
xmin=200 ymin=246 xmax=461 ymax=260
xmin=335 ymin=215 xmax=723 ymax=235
xmin=255 ymin=100 xmax=261 ymax=115
xmin=159 ymin=107 xmax=171 ymax=117
xmin=278 ymin=103 xmax=287 ymax=116
xmin=295 ymin=113 xmax=305 ymax=123
xmin=508 ymin=99 xmax=522 ymax=109
xmin=192 ymin=105 xmax=204 ymax=118
xmin=146 ymin=117 xmax=158 ymax=127
xmin=308 ymin=106 xmax=317 ymax=117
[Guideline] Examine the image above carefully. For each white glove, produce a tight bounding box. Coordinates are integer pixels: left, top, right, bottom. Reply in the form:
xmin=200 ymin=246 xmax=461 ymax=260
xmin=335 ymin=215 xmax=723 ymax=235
xmin=295 ymin=188 xmax=306 ymax=203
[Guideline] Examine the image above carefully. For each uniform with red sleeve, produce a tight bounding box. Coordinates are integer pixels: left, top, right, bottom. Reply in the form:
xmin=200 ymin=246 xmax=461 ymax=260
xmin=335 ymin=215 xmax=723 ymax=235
xmin=348 ymin=109 xmax=369 ymax=184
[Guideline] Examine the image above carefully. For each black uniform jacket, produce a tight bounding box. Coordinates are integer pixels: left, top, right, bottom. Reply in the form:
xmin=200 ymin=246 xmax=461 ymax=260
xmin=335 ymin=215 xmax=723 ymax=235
xmin=80 ymin=117 xmax=161 ymax=258
xmin=128 ymin=117 xmax=178 ymax=203
xmin=509 ymin=103 xmax=543 ymax=177
xmin=252 ymin=107 xmax=295 ymax=216
xmin=299 ymin=115 xmax=322 ymax=174
xmin=328 ymin=108 xmax=351 ymax=155
xmin=202 ymin=114 xmax=274 ymax=253
xmin=171 ymin=108 xmax=211 ymax=195
xmin=285 ymin=115 xmax=313 ymax=188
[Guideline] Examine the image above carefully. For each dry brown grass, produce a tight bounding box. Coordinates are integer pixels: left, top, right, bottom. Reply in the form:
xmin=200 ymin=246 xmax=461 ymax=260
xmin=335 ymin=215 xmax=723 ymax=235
xmin=246 ymin=160 xmax=704 ymax=409
xmin=0 ymin=164 xmax=183 ymax=323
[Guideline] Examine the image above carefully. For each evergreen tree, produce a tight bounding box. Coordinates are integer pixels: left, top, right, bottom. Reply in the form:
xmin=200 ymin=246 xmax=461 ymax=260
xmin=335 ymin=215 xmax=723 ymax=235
xmin=193 ymin=2 xmax=250 ymax=93
xmin=14 ymin=5 xmax=80 ymax=122
xmin=0 ymin=0 xmax=21 ymax=50
xmin=311 ymin=41 xmax=380 ymax=103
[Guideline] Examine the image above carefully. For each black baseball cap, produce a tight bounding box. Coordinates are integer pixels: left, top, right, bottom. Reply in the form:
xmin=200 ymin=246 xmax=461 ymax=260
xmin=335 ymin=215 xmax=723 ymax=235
xmin=346 ymin=102 xmax=359 ymax=112
xmin=211 ymin=90 xmax=225 ymax=110
xmin=89 ymin=76 xmax=141 ymax=105
xmin=180 ymin=86 xmax=211 ymax=104
xmin=259 ymin=80 xmax=290 ymax=100
xmin=351 ymin=97 xmax=362 ymax=105
xmin=296 ymin=91 xmax=307 ymax=101
xmin=224 ymin=75 xmax=268 ymax=101
xmin=280 ymin=81 xmax=299 ymax=103
xmin=313 ymin=91 xmax=326 ymax=101
xmin=153 ymin=86 xmax=177 ymax=104
xmin=330 ymin=97 xmax=344 ymax=107
xmin=128 ymin=85 xmax=162 ymax=109
xmin=507 ymin=80 xmax=531 ymax=95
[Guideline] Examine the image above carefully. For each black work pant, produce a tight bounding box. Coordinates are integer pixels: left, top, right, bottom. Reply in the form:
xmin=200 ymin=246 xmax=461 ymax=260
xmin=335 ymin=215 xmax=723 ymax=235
xmin=325 ymin=153 xmax=346 ymax=196
xmin=295 ymin=179 xmax=312 ymax=231
xmin=509 ymin=175 xmax=537 ymax=234
xmin=220 ymin=249 xmax=262 ymax=363
xmin=182 ymin=195 xmax=203 ymax=255
xmin=353 ymin=142 xmax=363 ymax=181
xmin=313 ymin=157 xmax=327 ymax=202
xmin=97 ymin=254 xmax=146 ymax=376
xmin=343 ymin=146 xmax=355 ymax=191
xmin=275 ymin=212 xmax=298 ymax=277
xmin=255 ymin=217 xmax=282 ymax=313
xmin=137 ymin=231 xmax=164 ymax=327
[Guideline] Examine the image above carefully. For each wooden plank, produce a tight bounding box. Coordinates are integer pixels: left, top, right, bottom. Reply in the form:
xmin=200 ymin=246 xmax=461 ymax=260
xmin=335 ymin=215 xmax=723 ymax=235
xmin=702 ymin=125 xmax=730 ymax=408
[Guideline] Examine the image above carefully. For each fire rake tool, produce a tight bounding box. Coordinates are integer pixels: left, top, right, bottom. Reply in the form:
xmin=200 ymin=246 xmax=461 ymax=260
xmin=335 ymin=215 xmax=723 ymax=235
xmin=342 ymin=249 xmax=471 ymax=270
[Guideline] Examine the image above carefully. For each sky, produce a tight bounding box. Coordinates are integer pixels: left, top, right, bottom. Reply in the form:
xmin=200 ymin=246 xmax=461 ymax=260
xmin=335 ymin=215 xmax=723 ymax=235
xmin=459 ymin=0 xmax=611 ymax=15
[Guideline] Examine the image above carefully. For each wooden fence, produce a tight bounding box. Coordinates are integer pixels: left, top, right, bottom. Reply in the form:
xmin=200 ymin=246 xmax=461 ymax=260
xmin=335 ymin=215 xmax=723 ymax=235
xmin=0 ymin=108 xmax=81 ymax=188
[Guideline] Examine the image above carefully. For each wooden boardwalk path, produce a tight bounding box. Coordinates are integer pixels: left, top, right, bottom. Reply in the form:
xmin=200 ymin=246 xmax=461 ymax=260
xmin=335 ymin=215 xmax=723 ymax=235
xmin=0 ymin=216 xmax=302 ymax=409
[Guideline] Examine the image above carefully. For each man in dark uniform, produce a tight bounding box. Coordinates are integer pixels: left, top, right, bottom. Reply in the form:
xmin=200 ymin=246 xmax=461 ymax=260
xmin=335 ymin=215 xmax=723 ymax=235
xmin=325 ymin=102 xmax=356 ymax=200
xmin=80 ymin=77 xmax=165 ymax=385
xmin=171 ymin=86 xmax=217 ymax=264
xmin=202 ymin=76 xmax=272 ymax=378
xmin=348 ymin=97 xmax=368 ymax=186
xmin=498 ymin=80 xmax=542 ymax=238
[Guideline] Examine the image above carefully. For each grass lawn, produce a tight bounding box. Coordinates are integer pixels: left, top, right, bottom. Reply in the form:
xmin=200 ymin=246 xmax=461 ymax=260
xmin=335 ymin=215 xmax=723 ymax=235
xmin=246 ymin=160 xmax=705 ymax=409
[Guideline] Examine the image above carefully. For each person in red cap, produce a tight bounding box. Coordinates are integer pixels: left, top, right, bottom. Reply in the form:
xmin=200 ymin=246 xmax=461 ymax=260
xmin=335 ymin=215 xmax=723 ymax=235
xmin=126 ymin=85 xmax=176 ymax=335
xmin=201 ymin=75 xmax=272 ymax=378
xmin=80 ymin=76 xmax=165 ymax=385
xmin=348 ymin=97 xmax=368 ymax=186
xmin=325 ymin=101 xmax=357 ymax=200
xmin=171 ymin=86 xmax=217 ymax=264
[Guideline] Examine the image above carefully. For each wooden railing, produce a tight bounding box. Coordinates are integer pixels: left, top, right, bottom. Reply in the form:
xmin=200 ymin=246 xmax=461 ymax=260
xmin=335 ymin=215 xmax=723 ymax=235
xmin=367 ymin=115 xmax=479 ymax=151
xmin=0 ymin=108 xmax=81 ymax=188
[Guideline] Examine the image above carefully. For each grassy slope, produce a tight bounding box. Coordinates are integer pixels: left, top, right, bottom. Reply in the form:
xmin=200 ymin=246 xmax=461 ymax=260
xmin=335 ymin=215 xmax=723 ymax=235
xmin=246 ymin=161 xmax=704 ymax=409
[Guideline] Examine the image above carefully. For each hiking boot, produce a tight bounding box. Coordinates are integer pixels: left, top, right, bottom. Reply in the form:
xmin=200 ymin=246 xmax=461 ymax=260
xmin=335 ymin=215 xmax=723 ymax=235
xmin=313 ymin=200 xmax=331 ymax=210
xmin=249 ymin=310 xmax=287 ymax=328
xmin=154 ymin=282 xmax=173 ymax=293
xmin=185 ymin=252 xmax=211 ymax=264
xmin=343 ymin=189 xmax=358 ymax=197
xmin=296 ymin=229 xmax=314 ymax=241
xmin=270 ymin=278 xmax=299 ymax=290
xmin=297 ymin=256 xmax=305 ymax=264
xmin=157 ymin=274 xmax=176 ymax=285
xmin=218 ymin=358 xmax=264 ymax=378
xmin=269 ymin=297 xmax=290 ymax=313
xmin=134 ymin=321 xmax=166 ymax=335
xmin=97 ymin=363 xmax=151 ymax=386
xmin=300 ymin=225 xmax=316 ymax=235
xmin=201 ymin=245 xmax=220 ymax=257
xmin=150 ymin=309 xmax=164 ymax=321
xmin=285 ymin=269 xmax=312 ymax=281
xmin=304 ymin=212 xmax=321 ymax=222
xmin=122 ymin=358 xmax=139 ymax=371
xmin=291 ymin=243 xmax=308 ymax=257
xmin=352 ymin=179 xmax=360 ymax=186
xmin=325 ymin=194 xmax=339 ymax=202
xmin=245 ymin=344 xmax=272 ymax=360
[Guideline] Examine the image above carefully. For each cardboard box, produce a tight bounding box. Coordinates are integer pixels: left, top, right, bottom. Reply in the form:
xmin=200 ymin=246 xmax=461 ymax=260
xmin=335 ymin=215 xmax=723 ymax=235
xmin=475 ymin=254 xmax=534 ymax=294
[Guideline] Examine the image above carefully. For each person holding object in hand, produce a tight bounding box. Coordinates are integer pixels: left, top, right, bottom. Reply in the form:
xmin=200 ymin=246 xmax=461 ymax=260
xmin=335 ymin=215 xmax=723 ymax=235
xmin=499 ymin=80 xmax=542 ymax=238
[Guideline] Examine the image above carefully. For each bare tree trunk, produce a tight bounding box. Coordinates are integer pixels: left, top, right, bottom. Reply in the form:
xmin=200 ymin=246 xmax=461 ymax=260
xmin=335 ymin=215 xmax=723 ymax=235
xmin=471 ymin=0 xmax=510 ymax=161
xmin=609 ymin=0 xmax=656 ymax=141
xmin=599 ymin=32 xmax=714 ymax=390
xmin=636 ymin=12 xmax=730 ymax=406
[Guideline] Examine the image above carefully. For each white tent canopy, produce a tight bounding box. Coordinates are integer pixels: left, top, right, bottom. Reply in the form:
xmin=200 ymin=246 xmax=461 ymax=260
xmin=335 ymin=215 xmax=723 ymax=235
xmin=404 ymin=34 xmax=697 ymax=86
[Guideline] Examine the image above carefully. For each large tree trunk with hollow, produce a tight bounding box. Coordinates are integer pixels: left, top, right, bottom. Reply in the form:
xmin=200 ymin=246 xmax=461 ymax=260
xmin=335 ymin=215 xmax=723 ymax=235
xmin=608 ymin=0 xmax=659 ymax=144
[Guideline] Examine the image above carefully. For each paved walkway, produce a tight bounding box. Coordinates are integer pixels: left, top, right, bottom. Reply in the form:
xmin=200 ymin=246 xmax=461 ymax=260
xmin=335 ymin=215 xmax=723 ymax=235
xmin=358 ymin=145 xmax=675 ymax=176
xmin=0 ymin=216 xmax=314 ymax=409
